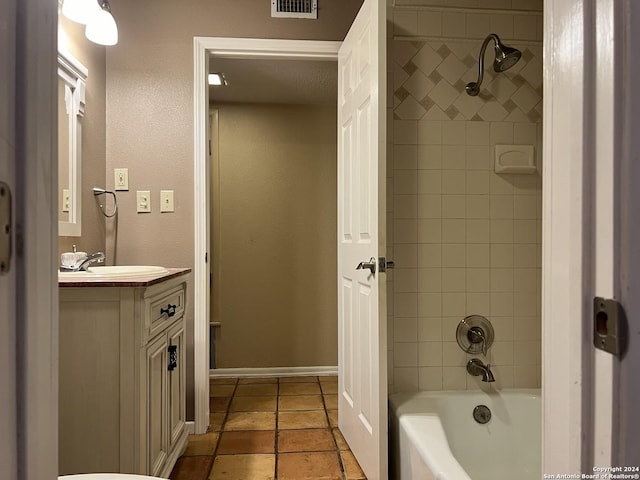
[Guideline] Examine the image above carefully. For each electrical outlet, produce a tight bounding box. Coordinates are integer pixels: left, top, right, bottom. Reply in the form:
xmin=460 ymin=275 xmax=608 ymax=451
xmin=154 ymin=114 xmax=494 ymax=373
xmin=114 ymin=168 xmax=129 ymax=191
xmin=160 ymin=190 xmax=174 ymax=212
xmin=62 ymin=189 xmax=70 ymax=212
xmin=136 ymin=190 xmax=151 ymax=213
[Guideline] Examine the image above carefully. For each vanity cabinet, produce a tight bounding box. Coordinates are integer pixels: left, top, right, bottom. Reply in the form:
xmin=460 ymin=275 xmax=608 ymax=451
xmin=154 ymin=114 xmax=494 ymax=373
xmin=145 ymin=318 xmax=187 ymax=476
xmin=59 ymin=270 xmax=190 ymax=477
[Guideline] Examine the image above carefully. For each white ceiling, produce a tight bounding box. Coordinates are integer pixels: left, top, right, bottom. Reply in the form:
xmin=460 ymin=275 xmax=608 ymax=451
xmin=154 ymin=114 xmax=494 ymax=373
xmin=208 ymin=57 xmax=337 ymax=105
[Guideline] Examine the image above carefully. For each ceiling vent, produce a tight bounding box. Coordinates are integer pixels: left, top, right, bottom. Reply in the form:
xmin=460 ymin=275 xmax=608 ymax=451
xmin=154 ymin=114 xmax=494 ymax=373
xmin=271 ymin=0 xmax=317 ymax=19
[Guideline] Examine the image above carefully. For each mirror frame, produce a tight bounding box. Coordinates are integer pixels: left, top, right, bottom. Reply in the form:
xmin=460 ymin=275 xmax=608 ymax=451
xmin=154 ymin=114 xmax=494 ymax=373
xmin=57 ymin=49 xmax=87 ymax=237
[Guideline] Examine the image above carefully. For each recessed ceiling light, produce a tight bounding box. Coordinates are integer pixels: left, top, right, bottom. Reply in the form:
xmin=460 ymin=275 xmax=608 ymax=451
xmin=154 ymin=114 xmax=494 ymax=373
xmin=208 ymin=73 xmax=227 ymax=86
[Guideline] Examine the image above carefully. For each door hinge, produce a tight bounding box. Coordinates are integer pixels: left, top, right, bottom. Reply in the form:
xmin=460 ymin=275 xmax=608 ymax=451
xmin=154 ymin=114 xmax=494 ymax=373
xmin=379 ymin=257 xmax=394 ymax=273
xmin=168 ymin=344 xmax=178 ymax=371
xmin=0 ymin=182 xmax=11 ymax=275
xmin=593 ymin=297 xmax=627 ymax=356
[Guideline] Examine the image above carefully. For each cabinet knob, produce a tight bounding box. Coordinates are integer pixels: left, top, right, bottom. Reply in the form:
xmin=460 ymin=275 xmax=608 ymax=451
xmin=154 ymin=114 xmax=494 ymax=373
xmin=161 ymin=304 xmax=177 ymax=318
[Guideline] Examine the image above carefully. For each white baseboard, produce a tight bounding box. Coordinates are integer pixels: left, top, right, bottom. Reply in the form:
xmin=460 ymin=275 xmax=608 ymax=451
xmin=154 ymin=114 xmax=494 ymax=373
xmin=185 ymin=421 xmax=195 ymax=434
xmin=210 ymin=365 xmax=338 ymax=378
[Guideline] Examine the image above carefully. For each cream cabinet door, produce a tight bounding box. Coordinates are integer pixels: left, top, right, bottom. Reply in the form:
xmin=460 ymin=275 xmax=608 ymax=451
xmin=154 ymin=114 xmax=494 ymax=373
xmin=167 ymin=320 xmax=186 ymax=450
xmin=146 ymin=334 xmax=169 ymax=476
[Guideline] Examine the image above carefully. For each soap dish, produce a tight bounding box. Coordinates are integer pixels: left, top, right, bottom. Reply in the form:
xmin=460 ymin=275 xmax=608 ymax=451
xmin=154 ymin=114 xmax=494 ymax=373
xmin=494 ymin=144 xmax=536 ymax=174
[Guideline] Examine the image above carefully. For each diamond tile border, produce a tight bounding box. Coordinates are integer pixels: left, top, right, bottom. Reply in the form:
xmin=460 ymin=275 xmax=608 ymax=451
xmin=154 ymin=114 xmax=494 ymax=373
xmin=393 ymin=40 xmax=542 ymax=123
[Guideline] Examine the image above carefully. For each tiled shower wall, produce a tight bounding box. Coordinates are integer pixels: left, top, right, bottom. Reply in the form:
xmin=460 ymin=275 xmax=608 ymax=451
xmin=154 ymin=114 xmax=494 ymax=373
xmin=387 ymin=0 xmax=543 ymax=393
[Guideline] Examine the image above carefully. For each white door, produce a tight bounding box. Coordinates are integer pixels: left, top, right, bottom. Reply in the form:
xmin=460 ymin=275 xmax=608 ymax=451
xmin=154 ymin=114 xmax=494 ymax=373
xmin=0 ymin=0 xmax=18 ymax=476
xmin=337 ymin=0 xmax=387 ymax=479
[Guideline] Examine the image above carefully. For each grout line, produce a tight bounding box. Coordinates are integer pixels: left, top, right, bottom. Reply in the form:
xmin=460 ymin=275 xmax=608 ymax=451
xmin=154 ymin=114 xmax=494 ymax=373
xmin=319 ymin=384 xmax=348 ymax=480
xmin=203 ymin=376 xmax=348 ymax=480
xmin=274 ymin=377 xmax=280 ymax=479
xmin=208 ymin=377 xmax=238 ymax=475
xmin=202 ymin=454 xmax=215 ymax=480
xmin=392 ymin=4 xmax=543 ymax=16
xmin=393 ymin=34 xmax=542 ymax=46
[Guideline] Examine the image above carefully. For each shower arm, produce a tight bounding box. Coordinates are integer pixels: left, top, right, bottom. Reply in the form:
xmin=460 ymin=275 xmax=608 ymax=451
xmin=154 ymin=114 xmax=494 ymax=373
xmin=468 ymin=34 xmax=499 ymax=95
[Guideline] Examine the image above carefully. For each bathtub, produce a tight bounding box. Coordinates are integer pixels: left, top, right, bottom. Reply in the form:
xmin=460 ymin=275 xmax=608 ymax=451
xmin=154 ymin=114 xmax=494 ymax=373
xmin=389 ymin=389 xmax=541 ymax=480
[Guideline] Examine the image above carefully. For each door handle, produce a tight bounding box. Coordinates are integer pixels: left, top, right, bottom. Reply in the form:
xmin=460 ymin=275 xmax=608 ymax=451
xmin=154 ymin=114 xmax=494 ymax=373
xmin=356 ymin=257 xmax=377 ymax=274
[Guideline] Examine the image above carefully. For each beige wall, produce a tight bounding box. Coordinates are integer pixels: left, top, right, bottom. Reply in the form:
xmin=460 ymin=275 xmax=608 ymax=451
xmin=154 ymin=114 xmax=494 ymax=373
xmin=58 ymin=16 xmax=106 ymax=257
xmin=388 ymin=1 xmax=543 ymax=393
xmin=212 ymin=103 xmax=337 ymax=368
xmin=105 ymin=0 xmax=362 ymax=417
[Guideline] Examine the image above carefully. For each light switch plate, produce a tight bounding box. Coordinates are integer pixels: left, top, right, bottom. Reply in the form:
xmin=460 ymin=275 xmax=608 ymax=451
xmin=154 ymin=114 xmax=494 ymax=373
xmin=62 ymin=189 xmax=70 ymax=212
xmin=160 ymin=190 xmax=174 ymax=212
xmin=136 ymin=190 xmax=151 ymax=213
xmin=114 ymin=168 xmax=129 ymax=190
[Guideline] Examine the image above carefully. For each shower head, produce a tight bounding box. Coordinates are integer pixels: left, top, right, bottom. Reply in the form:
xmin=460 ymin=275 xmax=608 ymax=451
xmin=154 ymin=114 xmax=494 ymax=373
xmin=465 ymin=33 xmax=522 ymax=96
xmin=493 ymin=39 xmax=522 ymax=72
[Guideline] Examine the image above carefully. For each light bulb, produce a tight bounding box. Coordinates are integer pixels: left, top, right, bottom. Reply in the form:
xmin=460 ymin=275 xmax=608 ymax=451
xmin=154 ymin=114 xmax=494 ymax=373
xmin=62 ymin=0 xmax=100 ymax=25
xmin=208 ymin=73 xmax=227 ymax=86
xmin=208 ymin=74 xmax=222 ymax=86
xmin=85 ymin=3 xmax=118 ymax=46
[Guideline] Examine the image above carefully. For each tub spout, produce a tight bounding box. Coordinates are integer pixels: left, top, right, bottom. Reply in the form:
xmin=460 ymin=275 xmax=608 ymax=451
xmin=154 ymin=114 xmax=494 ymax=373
xmin=467 ymin=358 xmax=495 ymax=382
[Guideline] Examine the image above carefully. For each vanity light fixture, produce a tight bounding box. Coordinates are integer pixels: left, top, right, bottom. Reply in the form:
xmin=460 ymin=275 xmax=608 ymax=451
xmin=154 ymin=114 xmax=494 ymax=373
xmin=62 ymin=0 xmax=119 ymax=46
xmin=208 ymin=73 xmax=228 ymax=86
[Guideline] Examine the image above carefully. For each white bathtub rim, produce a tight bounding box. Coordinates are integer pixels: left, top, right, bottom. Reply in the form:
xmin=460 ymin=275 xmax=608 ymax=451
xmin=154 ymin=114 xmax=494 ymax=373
xmin=58 ymin=475 xmax=164 ymax=480
xmin=389 ymin=387 xmax=540 ymax=405
xmin=399 ymin=414 xmax=472 ymax=480
xmin=390 ymin=388 xmax=541 ymax=480
xmin=389 ymin=388 xmax=540 ymax=416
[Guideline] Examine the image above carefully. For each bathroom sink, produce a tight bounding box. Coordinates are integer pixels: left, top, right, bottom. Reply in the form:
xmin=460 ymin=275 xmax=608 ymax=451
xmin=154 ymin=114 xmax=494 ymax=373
xmin=59 ymin=265 xmax=169 ymax=278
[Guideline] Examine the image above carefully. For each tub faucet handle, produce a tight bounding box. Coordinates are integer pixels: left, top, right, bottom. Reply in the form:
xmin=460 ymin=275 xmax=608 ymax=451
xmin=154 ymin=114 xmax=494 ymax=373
xmin=468 ymin=326 xmax=488 ymax=356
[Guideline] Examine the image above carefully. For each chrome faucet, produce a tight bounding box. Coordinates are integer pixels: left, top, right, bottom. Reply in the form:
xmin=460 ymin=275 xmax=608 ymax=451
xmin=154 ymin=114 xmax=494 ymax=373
xmin=467 ymin=358 xmax=495 ymax=383
xmin=60 ymin=252 xmax=105 ymax=272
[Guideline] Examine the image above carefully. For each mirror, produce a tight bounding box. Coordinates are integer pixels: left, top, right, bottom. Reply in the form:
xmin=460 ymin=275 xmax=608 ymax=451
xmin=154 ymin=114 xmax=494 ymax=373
xmin=58 ymin=50 xmax=86 ymax=237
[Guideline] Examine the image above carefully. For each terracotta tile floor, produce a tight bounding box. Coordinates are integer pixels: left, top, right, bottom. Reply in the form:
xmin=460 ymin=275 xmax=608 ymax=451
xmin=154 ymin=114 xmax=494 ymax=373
xmin=169 ymin=375 xmax=367 ymax=480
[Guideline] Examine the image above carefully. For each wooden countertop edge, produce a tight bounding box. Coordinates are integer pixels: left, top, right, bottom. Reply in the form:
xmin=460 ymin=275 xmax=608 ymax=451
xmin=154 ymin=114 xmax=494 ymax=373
xmin=58 ymin=267 xmax=192 ymax=288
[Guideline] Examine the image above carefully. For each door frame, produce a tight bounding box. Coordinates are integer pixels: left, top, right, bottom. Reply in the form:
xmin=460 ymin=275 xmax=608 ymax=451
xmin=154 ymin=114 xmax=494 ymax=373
xmin=186 ymin=0 xmax=633 ymax=469
xmin=13 ymin=0 xmax=637 ymax=477
xmin=11 ymin=0 xmax=59 ymax=477
xmin=542 ymin=0 xmax=594 ymax=471
xmin=192 ymin=37 xmax=341 ymax=434
xmin=542 ymin=0 xmax=630 ymax=473
xmin=617 ymin=0 xmax=640 ymax=463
